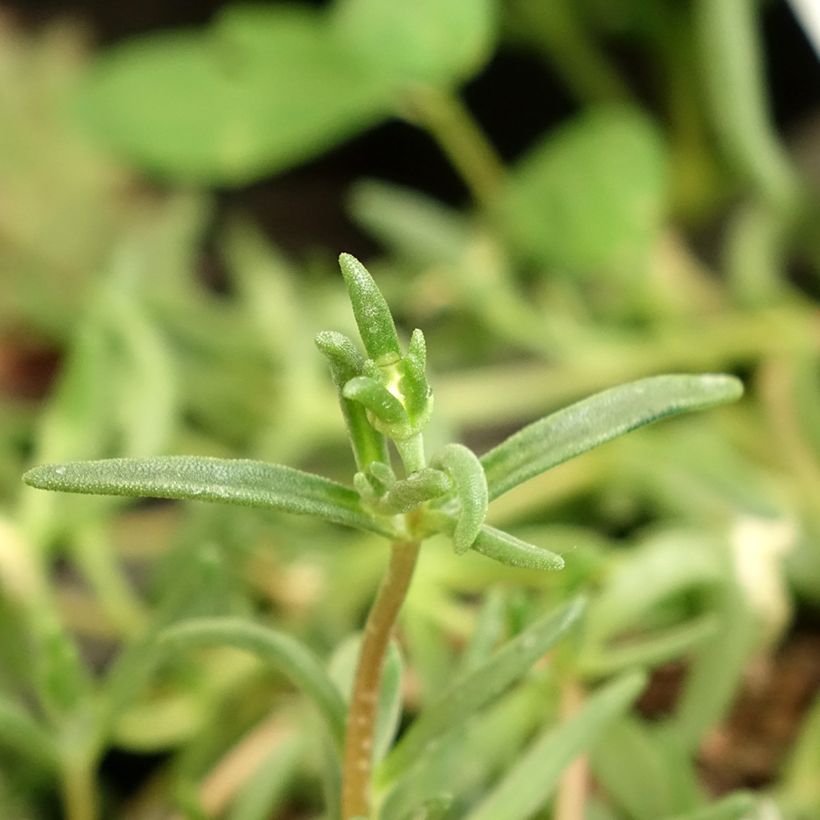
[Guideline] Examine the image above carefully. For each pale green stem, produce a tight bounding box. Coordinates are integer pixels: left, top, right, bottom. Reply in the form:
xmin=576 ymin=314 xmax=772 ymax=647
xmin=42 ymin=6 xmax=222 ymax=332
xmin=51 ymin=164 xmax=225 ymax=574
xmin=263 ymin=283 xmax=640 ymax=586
xmin=695 ymin=0 xmax=801 ymax=209
xmin=395 ymin=433 xmax=426 ymax=475
xmin=342 ymin=539 xmax=422 ymax=819
xmin=404 ymin=87 xmax=505 ymax=207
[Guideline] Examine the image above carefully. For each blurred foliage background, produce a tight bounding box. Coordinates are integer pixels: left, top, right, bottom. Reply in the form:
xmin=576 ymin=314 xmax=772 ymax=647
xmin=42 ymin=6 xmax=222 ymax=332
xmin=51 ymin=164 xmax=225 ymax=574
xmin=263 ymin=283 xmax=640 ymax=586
xmin=1 ymin=1 xmax=820 ymax=818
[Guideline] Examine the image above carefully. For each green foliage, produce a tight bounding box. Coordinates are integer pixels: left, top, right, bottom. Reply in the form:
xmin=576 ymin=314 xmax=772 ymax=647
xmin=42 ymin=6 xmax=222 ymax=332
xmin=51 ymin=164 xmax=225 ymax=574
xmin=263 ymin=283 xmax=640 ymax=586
xmin=4 ymin=4 xmax=818 ymax=818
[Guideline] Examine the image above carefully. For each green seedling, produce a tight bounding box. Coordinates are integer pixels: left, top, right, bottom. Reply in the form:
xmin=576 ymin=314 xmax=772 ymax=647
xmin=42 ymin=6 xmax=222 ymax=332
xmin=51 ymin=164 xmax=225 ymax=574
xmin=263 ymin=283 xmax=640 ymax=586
xmin=24 ymin=254 xmax=743 ymax=819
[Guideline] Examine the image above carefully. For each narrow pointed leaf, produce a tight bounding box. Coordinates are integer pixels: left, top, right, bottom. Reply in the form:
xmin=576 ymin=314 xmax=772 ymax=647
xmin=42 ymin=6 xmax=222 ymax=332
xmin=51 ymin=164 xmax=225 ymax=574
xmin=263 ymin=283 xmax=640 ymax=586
xmin=666 ymin=792 xmax=757 ymax=820
xmin=481 ymin=374 xmax=743 ymax=500
xmin=380 ymin=597 xmax=585 ymax=780
xmin=466 ymin=671 xmax=647 ymax=820
xmin=23 ymin=456 xmax=391 ymax=536
xmin=316 ymin=331 xmax=388 ymax=469
xmin=432 ymin=444 xmax=488 ymax=553
xmin=338 ymin=253 xmax=401 ymax=364
xmin=379 ymin=468 xmax=451 ymax=514
xmin=343 ymin=376 xmax=408 ymax=427
xmin=157 ymin=617 xmax=347 ymax=746
xmin=472 ymin=525 xmax=565 ymax=571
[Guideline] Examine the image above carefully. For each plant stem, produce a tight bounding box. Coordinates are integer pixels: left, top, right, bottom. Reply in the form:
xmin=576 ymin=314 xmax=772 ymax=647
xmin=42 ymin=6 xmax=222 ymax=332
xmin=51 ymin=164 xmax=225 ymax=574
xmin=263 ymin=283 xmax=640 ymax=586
xmin=405 ymin=87 xmax=505 ymax=208
xmin=342 ymin=539 xmax=421 ymax=819
xmin=555 ymin=681 xmax=588 ymax=820
xmin=62 ymin=755 xmax=97 ymax=820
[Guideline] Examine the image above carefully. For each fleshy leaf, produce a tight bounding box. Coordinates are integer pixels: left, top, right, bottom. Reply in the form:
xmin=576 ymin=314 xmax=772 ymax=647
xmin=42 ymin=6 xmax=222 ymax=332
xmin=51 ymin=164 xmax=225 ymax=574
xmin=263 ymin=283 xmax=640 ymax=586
xmin=378 ymin=468 xmax=451 ymax=514
xmin=23 ymin=456 xmax=391 ymax=536
xmin=316 ymin=330 xmax=389 ymax=469
xmin=481 ymin=374 xmax=743 ymax=501
xmin=379 ymin=597 xmax=585 ymax=781
xmin=471 ymin=525 xmax=565 ymax=571
xmin=666 ymin=793 xmax=757 ymax=820
xmin=432 ymin=444 xmax=488 ymax=553
xmin=465 ymin=671 xmax=647 ymax=820
xmin=344 ymin=376 xmax=412 ymax=440
xmin=157 ymin=617 xmax=347 ymax=746
xmin=338 ymin=253 xmax=401 ymax=364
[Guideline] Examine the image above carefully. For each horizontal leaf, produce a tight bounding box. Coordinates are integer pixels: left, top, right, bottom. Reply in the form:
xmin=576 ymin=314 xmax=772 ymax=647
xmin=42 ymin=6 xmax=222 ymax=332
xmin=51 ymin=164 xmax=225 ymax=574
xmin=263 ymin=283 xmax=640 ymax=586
xmin=78 ymin=8 xmax=394 ymax=183
xmin=481 ymin=374 xmax=743 ymax=500
xmin=158 ymin=617 xmax=347 ymax=746
xmin=472 ymin=525 xmax=565 ymax=571
xmin=379 ymin=469 xmax=451 ymax=514
xmin=379 ymin=597 xmax=585 ymax=781
xmin=23 ymin=456 xmax=391 ymax=536
xmin=466 ymin=671 xmax=647 ymax=820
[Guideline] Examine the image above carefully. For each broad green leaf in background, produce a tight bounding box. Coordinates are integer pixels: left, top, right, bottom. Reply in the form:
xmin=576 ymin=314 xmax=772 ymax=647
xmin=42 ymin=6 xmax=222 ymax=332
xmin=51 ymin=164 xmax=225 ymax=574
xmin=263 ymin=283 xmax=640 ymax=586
xmin=332 ymin=0 xmax=496 ymax=87
xmin=481 ymin=374 xmax=743 ymax=501
xmin=77 ymin=7 xmax=394 ymax=183
xmin=466 ymin=670 xmax=647 ymax=820
xmin=23 ymin=456 xmax=391 ymax=536
xmin=499 ymin=105 xmax=668 ymax=274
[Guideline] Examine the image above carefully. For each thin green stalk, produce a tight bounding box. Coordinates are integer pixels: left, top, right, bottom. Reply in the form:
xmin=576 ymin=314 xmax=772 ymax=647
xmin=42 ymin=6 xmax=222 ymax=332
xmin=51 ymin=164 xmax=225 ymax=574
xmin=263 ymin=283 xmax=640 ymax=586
xmin=404 ymin=87 xmax=505 ymax=207
xmin=695 ymin=0 xmax=800 ymax=209
xmin=508 ymin=0 xmax=631 ymax=104
xmin=342 ymin=539 xmax=421 ymax=819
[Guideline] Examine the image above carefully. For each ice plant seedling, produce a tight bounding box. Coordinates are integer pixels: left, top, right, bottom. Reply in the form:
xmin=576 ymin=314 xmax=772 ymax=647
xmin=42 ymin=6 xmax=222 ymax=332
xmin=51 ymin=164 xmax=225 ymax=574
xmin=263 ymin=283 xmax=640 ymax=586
xmin=24 ymin=253 xmax=743 ymax=819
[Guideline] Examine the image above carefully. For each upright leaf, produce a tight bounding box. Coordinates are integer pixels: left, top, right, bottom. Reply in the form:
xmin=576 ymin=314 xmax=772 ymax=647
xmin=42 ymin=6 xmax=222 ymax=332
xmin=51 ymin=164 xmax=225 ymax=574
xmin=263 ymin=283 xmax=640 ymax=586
xmin=481 ymin=374 xmax=743 ymax=500
xmin=466 ymin=671 xmax=647 ymax=820
xmin=380 ymin=597 xmax=585 ymax=780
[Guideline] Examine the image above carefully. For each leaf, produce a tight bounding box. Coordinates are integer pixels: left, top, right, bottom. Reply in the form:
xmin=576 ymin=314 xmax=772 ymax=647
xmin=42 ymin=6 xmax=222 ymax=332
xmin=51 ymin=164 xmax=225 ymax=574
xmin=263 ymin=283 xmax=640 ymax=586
xmin=77 ymin=7 xmax=394 ymax=183
xmin=431 ymin=444 xmax=488 ymax=553
xmin=23 ymin=456 xmax=391 ymax=536
xmin=666 ymin=792 xmax=758 ymax=820
xmin=338 ymin=253 xmax=402 ymax=364
xmin=316 ymin=330 xmax=389 ymax=470
xmin=379 ymin=597 xmax=585 ymax=781
xmin=332 ymin=0 xmax=496 ymax=87
xmin=500 ymin=105 xmax=667 ymax=274
xmin=481 ymin=374 xmax=743 ymax=501
xmin=0 ymin=696 xmax=58 ymax=771
xmin=465 ymin=671 xmax=647 ymax=820
xmin=379 ymin=469 xmax=451 ymax=514
xmin=471 ymin=525 xmax=565 ymax=571
xmin=157 ymin=617 xmax=347 ymax=746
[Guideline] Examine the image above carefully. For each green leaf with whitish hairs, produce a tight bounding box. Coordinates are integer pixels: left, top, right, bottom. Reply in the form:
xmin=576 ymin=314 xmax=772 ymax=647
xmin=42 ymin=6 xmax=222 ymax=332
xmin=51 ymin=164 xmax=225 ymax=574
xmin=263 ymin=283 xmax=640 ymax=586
xmin=481 ymin=374 xmax=743 ymax=501
xmin=379 ymin=597 xmax=585 ymax=782
xmin=339 ymin=253 xmax=401 ymax=365
xmin=23 ymin=456 xmax=391 ymax=536
xmin=432 ymin=443 xmax=488 ymax=553
xmin=378 ymin=469 xmax=451 ymax=514
xmin=471 ymin=525 xmax=565 ymax=571
xmin=315 ymin=330 xmax=389 ymax=470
